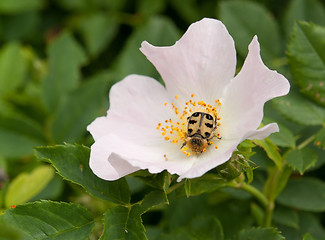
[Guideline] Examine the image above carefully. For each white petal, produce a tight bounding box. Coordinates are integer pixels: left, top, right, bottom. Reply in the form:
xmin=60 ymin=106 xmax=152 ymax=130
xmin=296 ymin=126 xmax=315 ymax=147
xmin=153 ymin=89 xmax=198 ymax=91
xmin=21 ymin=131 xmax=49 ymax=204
xmin=178 ymin=138 xmax=240 ymax=181
xmin=90 ymin=138 xmax=140 ymax=180
xmin=87 ymin=74 xmax=171 ymax=142
xmin=140 ymin=18 xmax=236 ymax=103
xmin=220 ymin=36 xmax=290 ymax=140
xmin=89 ymin=134 xmax=196 ymax=180
xmin=245 ymin=123 xmax=279 ymax=141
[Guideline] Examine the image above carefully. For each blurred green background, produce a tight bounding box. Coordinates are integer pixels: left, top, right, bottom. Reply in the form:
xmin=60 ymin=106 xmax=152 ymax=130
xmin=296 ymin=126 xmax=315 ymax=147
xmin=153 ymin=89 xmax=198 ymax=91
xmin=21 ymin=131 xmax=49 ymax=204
xmin=1 ymin=0 xmax=325 ymax=239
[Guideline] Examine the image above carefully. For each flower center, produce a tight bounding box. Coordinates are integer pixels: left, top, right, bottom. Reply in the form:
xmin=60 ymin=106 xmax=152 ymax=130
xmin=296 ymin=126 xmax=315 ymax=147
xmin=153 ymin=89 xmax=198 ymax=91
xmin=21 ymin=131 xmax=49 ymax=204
xmin=156 ymin=94 xmax=221 ymax=157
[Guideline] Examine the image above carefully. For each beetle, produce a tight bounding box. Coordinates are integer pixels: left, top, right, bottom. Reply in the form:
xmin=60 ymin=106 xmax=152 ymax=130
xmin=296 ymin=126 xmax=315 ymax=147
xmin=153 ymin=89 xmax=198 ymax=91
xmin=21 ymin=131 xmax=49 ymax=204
xmin=181 ymin=112 xmax=219 ymax=153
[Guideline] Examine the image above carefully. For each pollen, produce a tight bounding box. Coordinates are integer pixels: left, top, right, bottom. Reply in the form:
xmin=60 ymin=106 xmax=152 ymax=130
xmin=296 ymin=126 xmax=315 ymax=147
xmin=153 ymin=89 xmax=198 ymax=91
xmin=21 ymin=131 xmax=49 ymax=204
xmin=157 ymin=94 xmax=222 ymax=157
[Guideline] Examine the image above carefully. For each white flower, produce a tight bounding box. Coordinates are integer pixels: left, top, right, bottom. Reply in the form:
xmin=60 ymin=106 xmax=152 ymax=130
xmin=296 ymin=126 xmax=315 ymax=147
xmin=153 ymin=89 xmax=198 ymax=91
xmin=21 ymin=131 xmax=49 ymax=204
xmin=87 ymin=18 xmax=290 ymax=181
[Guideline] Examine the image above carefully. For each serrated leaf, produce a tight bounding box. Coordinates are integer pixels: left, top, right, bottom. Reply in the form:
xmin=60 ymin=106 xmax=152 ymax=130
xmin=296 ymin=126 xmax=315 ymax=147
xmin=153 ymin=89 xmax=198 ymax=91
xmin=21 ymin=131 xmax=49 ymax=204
xmin=238 ymin=227 xmax=285 ymax=240
xmin=285 ymin=148 xmax=317 ymax=174
xmin=219 ymin=1 xmax=282 ymax=63
xmin=100 ymin=204 xmax=147 ymax=240
xmin=35 ymin=144 xmax=131 ymax=204
xmin=284 ymin=0 xmax=325 ymax=39
xmin=77 ymin=13 xmax=119 ymax=57
xmin=277 ymin=177 xmax=325 ymax=211
xmin=51 ymin=74 xmax=108 ymax=143
xmin=254 ymin=139 xmax=283 ymax=170
xmin=287 ymin=21 xmax=325 ymax=106
xmin=114 ymin=16 xmax=180 ymax=80
xmin=1 ymin=200 xmax=94 ymax=240
xmin=42 ymin=32 xmax=87 ymax=112
xmin=272 ymin=91 xmax=325 ymax=125
xmin=0 ymin=0 xmax=44 ymax=13
xmin=0 ymin=42 xmax=27 ymax=97
xmin=5 ymin=165 xmax=54 ymax=207
xmin=140 ymin=190 xmax=168 ymax=214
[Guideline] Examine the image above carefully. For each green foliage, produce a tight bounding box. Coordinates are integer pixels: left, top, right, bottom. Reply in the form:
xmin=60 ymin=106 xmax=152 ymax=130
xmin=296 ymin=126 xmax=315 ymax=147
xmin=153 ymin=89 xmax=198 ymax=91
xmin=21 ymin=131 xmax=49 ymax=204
xmin=42 ymin=32 xmax=87 ymax=112
xmin=1 ymin=201 xmax=94 ymax=240
xmin=5 ymin=165 xmax=54 ymax=207
xmin=237 ymin=227 xmax=285 ymax=240
xmin=0 ymin=42 xmax=27 ymax=97
xmin=0 ymin=0 xmax=44 ymax=14
xmin=287 ymin=21 xmax=325 ymax=106
xmin=277 ymin=178 xmax=325 ymax=211
xmin=285 ymin=148 xmax=317 ymax=174
xmin=272 ymin=91 xmax=325 ymax=125
xmin=35 ymin=144 xmax=131 ymax=204
xmin=219 ymin=1 xmax=282 ymax=63
xmin=100 ymin=204 xmax=146 ymax=240
xmin=1 ymin=0 xmax=325 ymax=239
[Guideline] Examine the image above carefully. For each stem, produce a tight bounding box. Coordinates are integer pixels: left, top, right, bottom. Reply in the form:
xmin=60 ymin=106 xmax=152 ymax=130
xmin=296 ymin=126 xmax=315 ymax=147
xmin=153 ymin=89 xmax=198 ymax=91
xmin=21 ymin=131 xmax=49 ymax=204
xmin=263 ymin=201 xmax=275 ymax=227
xmin=166 ymin=181 xmax=184 ymax=194
xmin=297 ymin=135 xmax=315 ymax=150
xmin=235 ymin=182 xmax=268 ymax=208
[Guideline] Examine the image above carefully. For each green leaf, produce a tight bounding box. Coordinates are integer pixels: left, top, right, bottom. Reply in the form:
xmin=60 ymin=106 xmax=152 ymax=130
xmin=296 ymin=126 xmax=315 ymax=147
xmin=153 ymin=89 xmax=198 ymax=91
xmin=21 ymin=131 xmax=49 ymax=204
xmin=42 ymin=32 xmax=87 ymax=112
xmin=272 ymin=91 xmax=325 ymax=125
xmin=263 ymin=119 xmax=296 ymax=148
xmin=5 ymin=165 xmax=54 ymax=207
xmin=1 ymin=200 xmax=94 ymax=240
xmin=100 ymin=204 xmax=146 ymax=240
xmin=284 ymin=0 xmax=325 ymax=39
xmin=0 ymin=219 xmax=24 ymax=240
xmin=287 ymin=21 xmax=325 ymax=106
xmin=0 ymin=0 xmax=44 ymax=13
xmin=254 ymin=139 xmax=283 ymax=170
xmin=134 ymin=170 xmax=172 ymax=192
xmin=137 ymin=0 xmax=166 ymax=17
xmin=168 ymin=0 xmax=200 ymax=23
xmin=182 ymin=174 xmax=228 ymax=196
xmin=273 ymin=206 xmax=299 ymax=229
xmin=114 ymin=16 xmax=180 ymax=80
xmin=219 ymin=1 xmax=282 ymax=63
xmin=51 ymin=74 xmax=108 ymax=143
xmin=140 ymin=190 xmax=168 ymax=214
xmin=77 ymin=13 xmax=119 ymax=57
xmin=35 ymin=144 xmax=131 ymax=204
xmin=303 ymin=233 xmax=318 ymax=240
xmin=0 ymin=114 xmax=46 ymax=158
xmin=237 ymin=227 xmax=285 ymax=240
xmin=29 ymin=174 xmax=64 ymax=202
xmin=160 ymin=215 xmax=224 ymax=240
xmin=277 ymin=177 xmax=325 ymax=211
xmin=187 ymin=215 xmax=224 ymax=240
xmin=285 ymin=148 xmax=317 ymax=174
xmin=0 ymin=42 xmax=27 ymax=97
xmin=314 ymin=127 xmax=325 ymax=148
